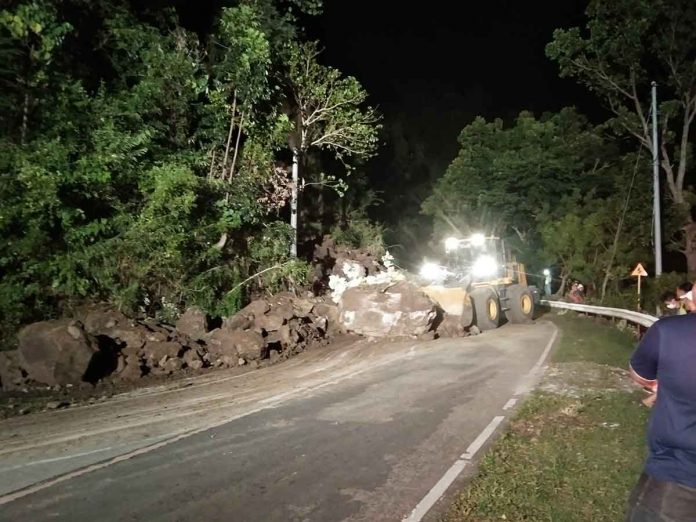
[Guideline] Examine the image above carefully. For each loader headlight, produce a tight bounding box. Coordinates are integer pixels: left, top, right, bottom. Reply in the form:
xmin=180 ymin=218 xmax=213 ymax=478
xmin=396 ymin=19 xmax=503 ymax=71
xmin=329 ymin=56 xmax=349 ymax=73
xmin=469 ymin=233 xmax=486 ymax=247
xmin=471 ymin=255 xmax=498 ymax=278
xmin=420 ymin=262 xmax=447 ymax=281
xmin=445 ymin=237 xmax=460 ymax=252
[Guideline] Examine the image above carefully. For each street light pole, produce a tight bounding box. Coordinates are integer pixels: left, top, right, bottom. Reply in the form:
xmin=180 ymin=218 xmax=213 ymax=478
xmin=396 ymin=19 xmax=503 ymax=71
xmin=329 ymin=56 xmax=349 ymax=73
xmin=651 ymin=81 xmax=663 ymax=276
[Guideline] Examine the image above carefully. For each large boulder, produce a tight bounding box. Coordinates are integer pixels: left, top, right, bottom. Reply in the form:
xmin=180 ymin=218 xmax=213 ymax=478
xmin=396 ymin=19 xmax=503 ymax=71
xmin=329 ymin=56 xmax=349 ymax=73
xmin=207 ymin=329 xmax=265 ymax=362
xmin=77 ymin=304 xmax=147 ymax=353
xmin=256 ymin=312 xmax=285 ymax=333
xmin=338 ymin=281 xmax=437 ymax=337
xmin=175 ymin=307 xmax=208 ymax=341
xmin=0 ymin=350 xmax=26 ymax=391
xmin=312 ymin=302 xmax=340 ymax=333
xmin=17 ymin=320 xmax=97 ymax=386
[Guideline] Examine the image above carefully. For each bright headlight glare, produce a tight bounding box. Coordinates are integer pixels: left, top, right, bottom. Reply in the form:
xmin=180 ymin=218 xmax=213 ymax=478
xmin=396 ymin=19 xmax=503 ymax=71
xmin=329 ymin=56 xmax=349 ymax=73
xmin=445 ymin=237 xmax=460 ymax=252
xmin=469 ymin=233 xmax=486 ymax=247
xmin=472 ymin=255 xmax=497 ymax=277
xmin=420 ymin=262 xmax=444 ymax=281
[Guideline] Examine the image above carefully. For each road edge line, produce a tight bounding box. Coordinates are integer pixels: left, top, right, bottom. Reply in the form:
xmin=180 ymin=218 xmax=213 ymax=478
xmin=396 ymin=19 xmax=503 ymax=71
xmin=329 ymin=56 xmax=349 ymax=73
xmin=402 ymin=322 xmax=559 ymax=522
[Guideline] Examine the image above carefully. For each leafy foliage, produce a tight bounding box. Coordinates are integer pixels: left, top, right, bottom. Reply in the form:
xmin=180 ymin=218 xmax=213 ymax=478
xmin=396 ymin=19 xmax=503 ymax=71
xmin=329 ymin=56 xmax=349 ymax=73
xmin=0 ymin=0 xmax=379 ymax=344
xmin=547 ymin=0 xmax=696 ymax=270
xmin=423 ymin=109 xmax=611 ymax=252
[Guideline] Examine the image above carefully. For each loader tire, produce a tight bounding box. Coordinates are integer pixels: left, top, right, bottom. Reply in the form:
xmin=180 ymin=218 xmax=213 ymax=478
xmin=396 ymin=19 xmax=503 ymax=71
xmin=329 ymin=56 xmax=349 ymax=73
xmin=471 ymin=287 xmax=501 ymax=331
xmin=505 ymin=284 xmax=535 ymax=323
xmin=460 ymin=294 xmax=474 ymax=328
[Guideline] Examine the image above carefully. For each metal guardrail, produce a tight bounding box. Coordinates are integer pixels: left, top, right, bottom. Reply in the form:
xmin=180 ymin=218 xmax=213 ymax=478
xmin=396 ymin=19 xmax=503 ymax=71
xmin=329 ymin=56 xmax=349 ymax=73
xmin=540 ymin=300 xmax=658 ymax=328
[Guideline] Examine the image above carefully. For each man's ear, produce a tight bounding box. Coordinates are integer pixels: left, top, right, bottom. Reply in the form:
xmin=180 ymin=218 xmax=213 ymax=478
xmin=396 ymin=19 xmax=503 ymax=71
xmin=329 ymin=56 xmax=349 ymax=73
xmin=685 ymin=284 xmax=696 ymax=311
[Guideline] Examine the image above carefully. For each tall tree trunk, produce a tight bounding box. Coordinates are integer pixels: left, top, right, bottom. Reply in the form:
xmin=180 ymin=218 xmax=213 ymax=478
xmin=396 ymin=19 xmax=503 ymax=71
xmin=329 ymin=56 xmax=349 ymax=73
xmin=228 ymin=112 xmax=244 ymax=181
xmin=222 ymin=91 xmax=237 ymax=176
xmin=317 ymin=185 xmax=325 ymax=236
xmin=290 ymin=148 xmax=299 ymax=257
xmin=20 ymin=92 xmax=29 ymax=146
xmin=557 ymin=273 xmax=569 ymax=297
xmin=685 ymin=222 xmax=696 ymax=274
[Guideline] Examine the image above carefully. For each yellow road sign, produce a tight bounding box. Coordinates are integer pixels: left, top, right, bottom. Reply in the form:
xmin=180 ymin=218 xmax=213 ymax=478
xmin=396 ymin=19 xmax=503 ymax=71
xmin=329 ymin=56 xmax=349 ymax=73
xmin=631 ymin=263 xmax=648 ymax=277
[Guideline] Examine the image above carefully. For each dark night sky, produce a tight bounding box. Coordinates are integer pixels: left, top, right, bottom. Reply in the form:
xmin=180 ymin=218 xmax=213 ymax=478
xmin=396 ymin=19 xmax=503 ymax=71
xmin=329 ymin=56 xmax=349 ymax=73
xmin=305 ymin=1 xmax=598 ymax=164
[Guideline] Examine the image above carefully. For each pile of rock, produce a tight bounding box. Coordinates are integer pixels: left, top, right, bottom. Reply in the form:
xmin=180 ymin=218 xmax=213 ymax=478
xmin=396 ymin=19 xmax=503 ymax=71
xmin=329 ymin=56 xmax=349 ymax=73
xmin=0 ymin=296 xmax=339 ymax=391
xmin=312 ymin=235 xmax=382 ymax=292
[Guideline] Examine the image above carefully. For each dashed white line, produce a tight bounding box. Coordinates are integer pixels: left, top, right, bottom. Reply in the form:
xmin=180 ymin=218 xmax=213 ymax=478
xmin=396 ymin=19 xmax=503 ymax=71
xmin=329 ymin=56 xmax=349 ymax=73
xmin=402 ymin=324 xmax=559 ymax=522
xmin=503 ymin=398 xmax=517 ymax=410
xmin=460 ymin=416 xmax=505 ymax=460
xmin=402 ymin=459 xmax=468 ymax=522
xmin=0 ymin=446 xmax=114 ymax=473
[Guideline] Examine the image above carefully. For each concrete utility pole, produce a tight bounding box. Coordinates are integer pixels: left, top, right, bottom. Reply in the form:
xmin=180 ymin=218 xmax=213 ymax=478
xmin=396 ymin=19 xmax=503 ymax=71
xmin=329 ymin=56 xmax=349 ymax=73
xmin=290 ymin=148 xmax=299 ymax=257
xmin=651 ymin=81 xmax=662 ymax=276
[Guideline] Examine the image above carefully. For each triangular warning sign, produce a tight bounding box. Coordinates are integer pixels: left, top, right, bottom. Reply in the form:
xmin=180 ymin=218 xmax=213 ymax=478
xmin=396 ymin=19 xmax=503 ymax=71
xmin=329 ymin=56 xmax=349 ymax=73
xmin=631 ymin=263 xmax=648 ymax=277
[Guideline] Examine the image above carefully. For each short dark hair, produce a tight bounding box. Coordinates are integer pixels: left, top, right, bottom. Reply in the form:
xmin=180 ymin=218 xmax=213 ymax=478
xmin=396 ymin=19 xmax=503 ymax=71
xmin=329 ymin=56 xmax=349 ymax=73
xmin=662 ymin=290 xmax=677 ymax=302
xmin=678 ymin=282 xmax=693 ymax=293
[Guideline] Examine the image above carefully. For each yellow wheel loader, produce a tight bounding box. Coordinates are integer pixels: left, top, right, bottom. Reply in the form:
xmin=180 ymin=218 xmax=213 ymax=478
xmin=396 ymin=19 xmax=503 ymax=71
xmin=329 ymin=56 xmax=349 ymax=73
xmin=418 ymin=234 xmax=538 ymax=331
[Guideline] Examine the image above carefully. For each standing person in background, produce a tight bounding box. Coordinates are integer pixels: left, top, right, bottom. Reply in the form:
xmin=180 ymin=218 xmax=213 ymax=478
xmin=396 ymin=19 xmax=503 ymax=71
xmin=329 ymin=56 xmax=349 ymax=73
xmin=626 ymin=303 xmax=696 ymax=521
xmin=543 ymin=269 xmax=552 ymax=296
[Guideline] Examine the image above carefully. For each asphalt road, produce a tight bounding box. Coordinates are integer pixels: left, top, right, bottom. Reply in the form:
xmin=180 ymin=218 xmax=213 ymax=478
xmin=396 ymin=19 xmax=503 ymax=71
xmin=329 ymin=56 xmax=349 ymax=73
xmin=0 ymin=321 xmax=557 ymax=522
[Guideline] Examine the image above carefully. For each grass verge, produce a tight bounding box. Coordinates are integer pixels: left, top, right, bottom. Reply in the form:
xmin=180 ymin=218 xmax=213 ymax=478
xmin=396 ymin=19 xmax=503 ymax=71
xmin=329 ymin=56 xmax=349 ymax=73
xmin=442 ymin=312 xmax=650 ymax=522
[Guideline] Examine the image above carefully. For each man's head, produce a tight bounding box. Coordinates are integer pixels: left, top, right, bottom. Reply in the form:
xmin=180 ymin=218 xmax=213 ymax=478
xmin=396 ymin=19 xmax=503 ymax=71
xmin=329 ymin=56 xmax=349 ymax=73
xmin=662 ymin=290 xmax=679 ymax=310
xmin=684 ymin=283 xmax=696 ymax=312
xmin=676 ymin=282 xmax=693 ymax=298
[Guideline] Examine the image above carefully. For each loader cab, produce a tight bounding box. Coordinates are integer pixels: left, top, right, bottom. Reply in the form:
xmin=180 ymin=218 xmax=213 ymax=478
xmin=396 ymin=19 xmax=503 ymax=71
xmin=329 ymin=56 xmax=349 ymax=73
xmin=442 ymin=234 xmax=510 ymax=284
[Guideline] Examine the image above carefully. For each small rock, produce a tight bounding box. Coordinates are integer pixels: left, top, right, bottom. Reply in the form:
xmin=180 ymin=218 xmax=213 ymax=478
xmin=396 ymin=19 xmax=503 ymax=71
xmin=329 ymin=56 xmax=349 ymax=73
xmin=258 ymin=313 xmax=285 ymax=332
xmin=292 ymin=299 xmax=314 ymax=318
xmin=164 ymin=358 xmax=183 ymax=374
xmin=273 ymin=304 xmax=295 ymax=321
xmin=278 ymin=324 xmax=292 ymax=346
xmin=269 ymin=349 xmax=281 ymax=363
xmin=146 ymin=331 xmax=169 ymax=343
xmin=46 ymin=400 xmax=69 ymax=410
xmin=115 ymin=356 xmax=126 ymax=374
xmin=223 ymin=312 xmax=254 ymax=331
xmin=469 ymin=325 xmax=481 ymax=336
xmin=188 ymin=360 xmax=204 ymax=370
xmin=238 ymin=358 xmax=246 ymax=366
xmin=66 ymin=325 xmax=82 ymax=340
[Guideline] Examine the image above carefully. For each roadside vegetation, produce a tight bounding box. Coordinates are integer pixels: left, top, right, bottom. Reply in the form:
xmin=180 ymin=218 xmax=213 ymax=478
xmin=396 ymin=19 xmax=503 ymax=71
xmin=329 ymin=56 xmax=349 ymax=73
xmin=443 ymin=311 xmax=650 ymax=522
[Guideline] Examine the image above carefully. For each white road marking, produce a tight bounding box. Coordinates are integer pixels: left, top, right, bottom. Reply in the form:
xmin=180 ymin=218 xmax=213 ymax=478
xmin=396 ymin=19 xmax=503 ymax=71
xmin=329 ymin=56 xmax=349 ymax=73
xmin=402 ymin=459 xmax=468 ymax=522
xmin=531 ymin=325 xmax=558 ymax=374
xmin=514 ymin=325 xmax=558 ymax=395
xmin=503 ymin=398 xmax=517 ymax=410
xmin=0 ymin=447 xmax=114 ymax=473
xmin=402 ymin=324 xmax=559 ymax=522
xmin=460 ymin=416 xmax=505 ymax=460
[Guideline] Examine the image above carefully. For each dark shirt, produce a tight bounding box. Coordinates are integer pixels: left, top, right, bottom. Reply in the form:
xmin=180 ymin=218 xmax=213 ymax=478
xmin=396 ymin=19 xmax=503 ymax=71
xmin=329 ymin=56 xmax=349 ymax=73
xmin=630 ymin=314 xmax=696 ymax=487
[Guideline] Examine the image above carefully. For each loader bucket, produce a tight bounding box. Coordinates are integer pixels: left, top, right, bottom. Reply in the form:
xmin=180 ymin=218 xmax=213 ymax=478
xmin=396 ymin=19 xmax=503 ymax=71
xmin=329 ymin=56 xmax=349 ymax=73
xmin=420 ymin=285 xmax=474 ymax=328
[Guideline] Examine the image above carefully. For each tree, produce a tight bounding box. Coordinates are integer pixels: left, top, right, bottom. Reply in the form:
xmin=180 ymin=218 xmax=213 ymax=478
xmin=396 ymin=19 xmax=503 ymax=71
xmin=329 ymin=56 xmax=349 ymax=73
xmin=286 ymin=41 xmax=381 ymax=256
xmin=539 ymin=153 xmax=652 ymax=300
xmin=547 ymin=0 xmax=696 ymax=271
xmin=0 ymin=0 xmax=328 ymax=342
xmin=0 ymin=0 xmax=71 ymax=143
xmin=422 ymin=108 xmax=612 ymax=261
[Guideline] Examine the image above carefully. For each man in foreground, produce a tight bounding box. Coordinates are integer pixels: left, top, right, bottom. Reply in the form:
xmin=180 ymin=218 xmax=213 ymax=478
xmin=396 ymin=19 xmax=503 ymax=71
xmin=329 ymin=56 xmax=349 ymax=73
xmin=627 ymin=290 xmax=696 ymax=521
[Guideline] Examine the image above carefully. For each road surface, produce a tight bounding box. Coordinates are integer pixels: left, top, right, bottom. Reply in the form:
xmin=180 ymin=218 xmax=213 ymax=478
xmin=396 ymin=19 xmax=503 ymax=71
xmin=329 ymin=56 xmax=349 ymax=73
xmin=0 ymin=321 xmax=557 ymax=522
